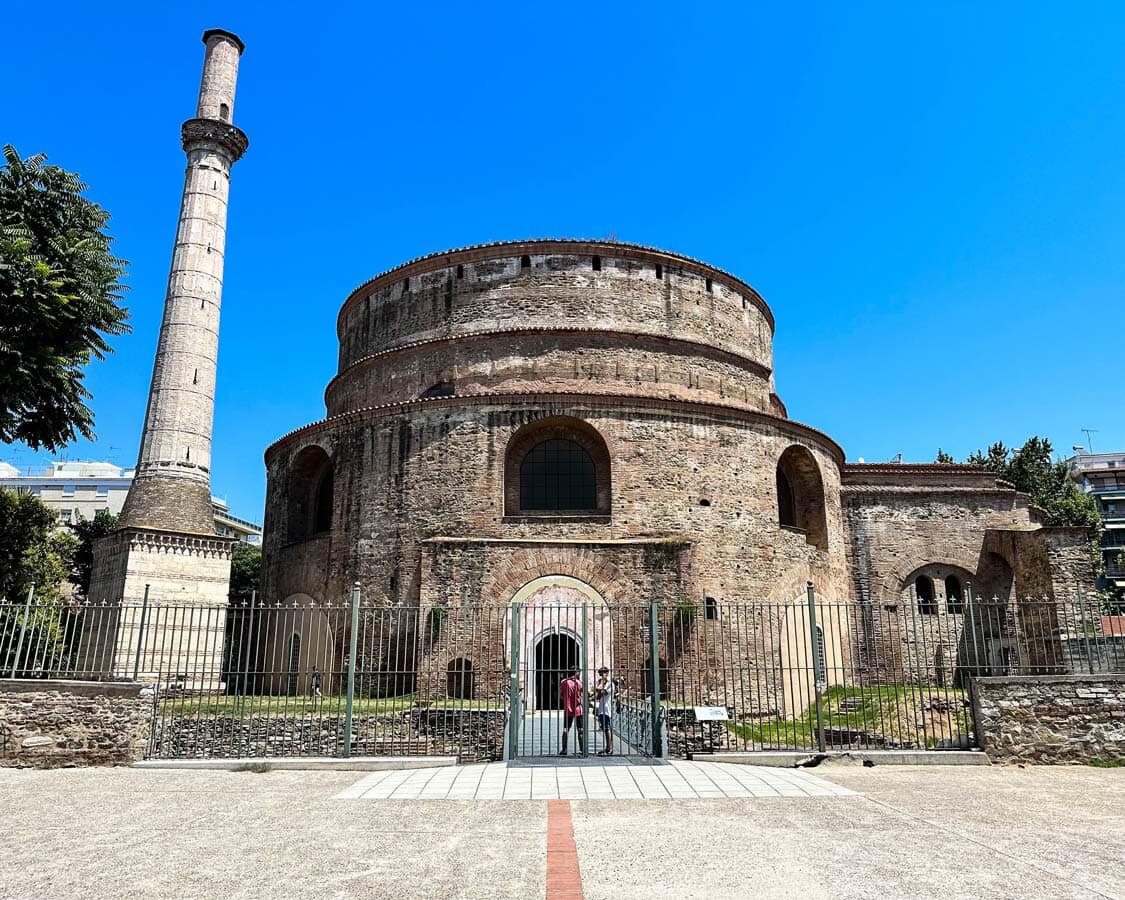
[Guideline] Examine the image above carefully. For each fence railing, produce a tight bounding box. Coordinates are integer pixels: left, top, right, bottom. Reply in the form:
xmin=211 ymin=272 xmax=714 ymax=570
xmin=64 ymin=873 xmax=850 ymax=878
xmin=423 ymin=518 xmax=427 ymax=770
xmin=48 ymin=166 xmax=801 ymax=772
xmin=2 ymin=584 xmax=1121 ymax=759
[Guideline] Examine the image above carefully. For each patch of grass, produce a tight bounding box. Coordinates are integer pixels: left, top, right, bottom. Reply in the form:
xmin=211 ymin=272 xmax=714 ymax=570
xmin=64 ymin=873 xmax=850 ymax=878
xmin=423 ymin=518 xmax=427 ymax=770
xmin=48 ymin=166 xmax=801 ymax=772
xmin=1089 ymin=757 xmax=1125 ymax=768
xmin=726 ymin=684 xmax=973 ymax=750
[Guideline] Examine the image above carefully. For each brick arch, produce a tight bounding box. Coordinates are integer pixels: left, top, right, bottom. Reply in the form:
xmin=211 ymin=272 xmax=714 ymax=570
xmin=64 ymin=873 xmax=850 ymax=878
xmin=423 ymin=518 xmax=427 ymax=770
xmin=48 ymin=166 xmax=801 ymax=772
xmin=503 ymin=415 xmax=612 ymax=516
xmin=485 ymin=547 xmax=636 ymax=607
xmin=890 ymin=556 xmax=981 ymax=597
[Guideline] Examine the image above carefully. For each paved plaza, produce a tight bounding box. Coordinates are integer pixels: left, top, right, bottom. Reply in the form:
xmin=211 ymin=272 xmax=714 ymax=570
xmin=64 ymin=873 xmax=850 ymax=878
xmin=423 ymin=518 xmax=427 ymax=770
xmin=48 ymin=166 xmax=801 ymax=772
xmin=1 ymin=762 xmax=1123 ymax=899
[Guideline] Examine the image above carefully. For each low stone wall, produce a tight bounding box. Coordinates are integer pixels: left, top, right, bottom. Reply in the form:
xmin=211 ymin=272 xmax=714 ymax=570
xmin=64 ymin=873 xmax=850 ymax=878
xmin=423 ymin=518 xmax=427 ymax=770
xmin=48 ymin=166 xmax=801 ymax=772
xmin=973 ymin=675 xmax=1125 ymax=765
xmin=0 ymin=679 xmax=151 ymax=767
xmin=152 ymin=708 xmax=506 ymax=762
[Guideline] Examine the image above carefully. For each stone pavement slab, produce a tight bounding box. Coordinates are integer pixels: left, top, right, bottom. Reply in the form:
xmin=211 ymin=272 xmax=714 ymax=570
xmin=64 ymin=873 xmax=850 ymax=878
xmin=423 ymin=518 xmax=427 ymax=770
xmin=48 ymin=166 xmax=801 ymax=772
xmin=335 ymin=760 xmax=856 ymax=801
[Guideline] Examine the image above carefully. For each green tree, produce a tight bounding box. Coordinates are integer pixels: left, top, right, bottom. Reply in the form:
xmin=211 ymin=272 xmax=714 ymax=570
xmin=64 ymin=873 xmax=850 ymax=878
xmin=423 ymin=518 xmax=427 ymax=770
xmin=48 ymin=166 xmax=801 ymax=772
xmin=0 ymin=488 xmax=75 ymax=673
xmin=935 ymin=449 xmax=955 ymax=463
xmin=0 ymin=145 xmax=129 ymax=451
xmin=967 ymin=436 xmax=1101 ymax=530
xmin=229 ymin=541 xmax=261 ymax=601
xmin=70 ymin=508 xmax=118 ymax=599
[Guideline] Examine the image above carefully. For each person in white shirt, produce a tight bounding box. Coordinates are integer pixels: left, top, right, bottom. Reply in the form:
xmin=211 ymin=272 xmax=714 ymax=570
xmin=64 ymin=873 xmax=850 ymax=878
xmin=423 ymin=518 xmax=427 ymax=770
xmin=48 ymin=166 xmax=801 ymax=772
xmin=595 ymin=666 xmax=614 ymax=756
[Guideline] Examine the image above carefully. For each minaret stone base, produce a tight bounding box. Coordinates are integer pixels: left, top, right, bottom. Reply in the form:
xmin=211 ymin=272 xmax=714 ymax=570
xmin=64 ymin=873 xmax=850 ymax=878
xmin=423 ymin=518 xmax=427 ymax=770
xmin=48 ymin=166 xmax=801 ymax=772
xmin=83 ymin=529 xmax=234 ymax=684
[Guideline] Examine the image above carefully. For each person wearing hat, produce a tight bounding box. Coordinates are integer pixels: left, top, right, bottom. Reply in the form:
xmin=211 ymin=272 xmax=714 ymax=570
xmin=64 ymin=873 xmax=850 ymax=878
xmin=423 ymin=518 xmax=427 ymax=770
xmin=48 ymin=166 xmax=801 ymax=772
xmin=594 ymin=665 xmax=614 ymax=756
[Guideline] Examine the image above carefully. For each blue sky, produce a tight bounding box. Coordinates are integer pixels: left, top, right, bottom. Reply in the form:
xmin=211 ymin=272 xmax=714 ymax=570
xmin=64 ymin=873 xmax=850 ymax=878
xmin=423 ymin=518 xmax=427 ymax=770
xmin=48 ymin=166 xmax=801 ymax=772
xmin=5 ymin=2 xmax=1123 ymax=522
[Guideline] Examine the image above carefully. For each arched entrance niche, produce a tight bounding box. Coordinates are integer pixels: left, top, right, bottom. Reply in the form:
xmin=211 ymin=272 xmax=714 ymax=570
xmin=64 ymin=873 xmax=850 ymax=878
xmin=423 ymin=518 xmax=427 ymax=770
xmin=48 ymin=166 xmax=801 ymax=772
xmin=505 ymin=575 xmax=612 ymax=711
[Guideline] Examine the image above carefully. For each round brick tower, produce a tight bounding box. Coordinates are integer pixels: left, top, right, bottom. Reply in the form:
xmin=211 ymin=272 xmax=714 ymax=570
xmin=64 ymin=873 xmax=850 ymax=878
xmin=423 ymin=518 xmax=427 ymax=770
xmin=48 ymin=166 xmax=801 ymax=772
xmin=262 ymin=240 xmax=848 ymax=613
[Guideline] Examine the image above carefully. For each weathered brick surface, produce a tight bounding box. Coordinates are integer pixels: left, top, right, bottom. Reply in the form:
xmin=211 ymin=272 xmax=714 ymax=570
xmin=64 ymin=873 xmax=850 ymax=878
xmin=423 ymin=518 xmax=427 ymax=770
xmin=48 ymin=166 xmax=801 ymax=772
xmin=261 ymin=242 xmax=1088 ymax=707
xmin=973 ymin=675 xmax=1125 ymax=764
xmin=0 ymin=680 xmax=151 ymax=767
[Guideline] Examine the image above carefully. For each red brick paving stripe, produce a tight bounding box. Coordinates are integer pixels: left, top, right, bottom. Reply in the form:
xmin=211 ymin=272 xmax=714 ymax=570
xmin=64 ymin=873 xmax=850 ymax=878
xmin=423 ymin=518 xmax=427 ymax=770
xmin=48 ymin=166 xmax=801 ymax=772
xmin=546 ymin=799 xmax=584 ymax=900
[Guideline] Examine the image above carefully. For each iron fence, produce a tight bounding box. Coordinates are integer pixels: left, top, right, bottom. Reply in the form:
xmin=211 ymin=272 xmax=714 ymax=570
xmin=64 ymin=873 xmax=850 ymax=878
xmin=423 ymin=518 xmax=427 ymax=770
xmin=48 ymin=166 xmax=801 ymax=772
xmin=1 ymin=583 xmax=1122 ymax=761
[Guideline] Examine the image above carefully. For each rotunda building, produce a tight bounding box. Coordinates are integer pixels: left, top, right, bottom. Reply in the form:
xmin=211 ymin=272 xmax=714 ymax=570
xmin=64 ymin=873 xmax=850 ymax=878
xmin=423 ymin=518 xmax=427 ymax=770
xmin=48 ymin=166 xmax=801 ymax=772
xmin=260 ymin=239 xmax=1083 ymax=713
xmin=263 ymin=240 xmax=849 ymax=617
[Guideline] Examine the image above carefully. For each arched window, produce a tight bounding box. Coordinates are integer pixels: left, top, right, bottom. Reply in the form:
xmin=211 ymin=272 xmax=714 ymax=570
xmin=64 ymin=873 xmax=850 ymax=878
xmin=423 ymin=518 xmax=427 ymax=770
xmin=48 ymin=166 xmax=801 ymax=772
xmin=447 ymin=658 xmax=474 ymax=699
xmin=520 ymin=439 xmax=595 ymax=510
xmin=287 ymin=446 xmax=333 ymax=541
xmin=704 ymin=596 xmax=718 ymax=620
xmin=945 ymin=575 xmax=964 ymax=614
xmin=775 ymin=445 xmax=828 ymax=551
xmin=219 ymin=102 xmax=230 ymax=121
xmin=916 ymin=576 xmax=938 ymax=615
xmin=504 ymin=417 xmax=611 ymax=516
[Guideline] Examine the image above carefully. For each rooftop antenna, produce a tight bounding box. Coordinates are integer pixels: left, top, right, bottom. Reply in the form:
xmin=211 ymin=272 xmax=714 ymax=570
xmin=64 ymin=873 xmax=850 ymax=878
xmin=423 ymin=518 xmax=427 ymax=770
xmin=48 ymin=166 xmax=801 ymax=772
xmin=1080 ymin=428 xmax=1098 ymax=453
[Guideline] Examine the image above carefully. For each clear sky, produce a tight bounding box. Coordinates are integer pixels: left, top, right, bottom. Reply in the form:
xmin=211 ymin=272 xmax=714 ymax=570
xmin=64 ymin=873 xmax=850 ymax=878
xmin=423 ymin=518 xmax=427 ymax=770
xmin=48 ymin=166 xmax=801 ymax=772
xmin=4 ymin=2 xmax=1123 ymax=522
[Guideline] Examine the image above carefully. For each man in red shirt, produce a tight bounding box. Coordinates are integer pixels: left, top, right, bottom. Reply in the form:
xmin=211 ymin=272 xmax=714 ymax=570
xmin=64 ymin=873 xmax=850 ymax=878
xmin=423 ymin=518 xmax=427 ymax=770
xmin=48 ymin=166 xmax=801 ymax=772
xmin=558 ymin=668 xmax=586 ymax=757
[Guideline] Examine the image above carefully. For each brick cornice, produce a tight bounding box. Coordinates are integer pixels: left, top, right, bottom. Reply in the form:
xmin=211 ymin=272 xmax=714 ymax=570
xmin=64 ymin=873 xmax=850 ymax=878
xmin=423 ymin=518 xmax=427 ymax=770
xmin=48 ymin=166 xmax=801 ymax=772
xmin=324 ymin=327 xmax=773 ymax=406
xmin=265 ymin=391 xmax=845 ymax=467
xmin=335 ymin=238 xmax=775 ymax=335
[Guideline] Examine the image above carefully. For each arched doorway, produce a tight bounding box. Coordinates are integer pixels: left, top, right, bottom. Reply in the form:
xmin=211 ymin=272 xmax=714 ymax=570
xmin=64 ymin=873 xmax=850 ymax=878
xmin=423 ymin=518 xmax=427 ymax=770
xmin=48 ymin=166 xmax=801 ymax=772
xmin=534 ymin=633 xmax=580 ymax=710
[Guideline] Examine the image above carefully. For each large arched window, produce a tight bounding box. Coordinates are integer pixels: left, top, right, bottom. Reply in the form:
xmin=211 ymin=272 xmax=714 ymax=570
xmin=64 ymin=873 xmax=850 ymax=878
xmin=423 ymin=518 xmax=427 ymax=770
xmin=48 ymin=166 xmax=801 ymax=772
xmin=775 ymin=445 xmax=828 ymax=551
xmin=520 ymin=439 xmax=596 ymax=510
xmin=287 ymin=446 xmax=334 ymax=541
xmin=504 ymin=416 xmax=611 ymax=516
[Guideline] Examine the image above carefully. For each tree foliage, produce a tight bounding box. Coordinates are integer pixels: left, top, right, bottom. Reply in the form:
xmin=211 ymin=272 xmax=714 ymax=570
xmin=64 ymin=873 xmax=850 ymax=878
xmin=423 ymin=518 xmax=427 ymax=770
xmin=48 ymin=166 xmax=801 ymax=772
xmin=0 ymin=145 xmax=129 ymax=451
xmin=70 ymin=508 xmax=118 ymax=600
xmin=934 ymin=449 xmax=955 ymax=463
xmin=966 ymin=437 xmax=1101 ymax=530
xmin=0 ymin=488 xmax=76 ymax=673
xmin=229 ymin=541 xmax=261 ymax=601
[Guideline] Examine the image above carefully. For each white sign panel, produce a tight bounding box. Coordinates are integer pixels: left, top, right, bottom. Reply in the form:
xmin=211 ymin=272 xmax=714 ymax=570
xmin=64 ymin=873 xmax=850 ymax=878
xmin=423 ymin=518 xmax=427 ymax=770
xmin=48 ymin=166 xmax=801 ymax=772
xmin=693 ymin=706 xmax=729 ymax=722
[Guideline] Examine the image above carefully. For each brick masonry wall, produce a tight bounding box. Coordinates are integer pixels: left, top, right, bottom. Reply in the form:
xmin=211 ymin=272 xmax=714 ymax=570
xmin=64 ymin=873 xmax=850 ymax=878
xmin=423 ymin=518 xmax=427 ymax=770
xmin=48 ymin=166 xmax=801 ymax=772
xmin=973 ymin=675 xmax=1125 ymax=764
xmin=326 ymin=330 xmax=772 ymax=416
xmin=0 ymin=680 xmax=151 ymax=767
xmin=336 ymin=248 xmax=773 ymax=376
xmin=263 ymin=399 xmax=850 ymax=612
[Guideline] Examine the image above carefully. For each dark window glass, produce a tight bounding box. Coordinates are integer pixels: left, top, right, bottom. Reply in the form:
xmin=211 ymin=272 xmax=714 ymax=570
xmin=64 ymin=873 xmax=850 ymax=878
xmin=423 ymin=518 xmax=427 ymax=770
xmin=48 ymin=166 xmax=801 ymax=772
xmin=777 ymin=467 xmax=797 ymax=528
xmin=520 ymin=439 xmax=596 ymax=511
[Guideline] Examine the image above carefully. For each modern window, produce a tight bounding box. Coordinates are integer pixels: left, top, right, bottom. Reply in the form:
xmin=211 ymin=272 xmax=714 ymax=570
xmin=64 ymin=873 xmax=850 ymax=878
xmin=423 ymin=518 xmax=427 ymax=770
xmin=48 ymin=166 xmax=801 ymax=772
xmin=520 ymin=439 xmax=596 ymax=511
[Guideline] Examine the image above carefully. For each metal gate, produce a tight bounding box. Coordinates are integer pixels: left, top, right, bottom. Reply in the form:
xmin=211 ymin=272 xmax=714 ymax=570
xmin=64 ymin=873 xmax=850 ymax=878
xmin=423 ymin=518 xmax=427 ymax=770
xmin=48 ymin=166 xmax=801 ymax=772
xmin=506 ymin=602 xmax=662 ymax=760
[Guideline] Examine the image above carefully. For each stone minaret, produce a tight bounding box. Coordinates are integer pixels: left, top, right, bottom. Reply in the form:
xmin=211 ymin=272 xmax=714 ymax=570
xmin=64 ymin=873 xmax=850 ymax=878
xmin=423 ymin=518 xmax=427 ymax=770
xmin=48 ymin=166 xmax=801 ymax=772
xmin=85 ymin=30 xmax=248 ymax=682
xmin=118 ymin=28 xmax=248 ymax=533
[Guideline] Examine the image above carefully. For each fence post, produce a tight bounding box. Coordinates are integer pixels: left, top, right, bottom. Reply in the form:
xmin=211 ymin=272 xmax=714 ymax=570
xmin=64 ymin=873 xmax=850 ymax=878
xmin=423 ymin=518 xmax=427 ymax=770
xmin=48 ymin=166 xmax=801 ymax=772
xmin=343 ymin=583 xmax=360 ymax=758
xmin=132 ymin=584 xmax=151 ymax=681
xmin=806 ymin=582 xmax=826 ymax=754
xmin=241 ymin=590 xmax=256 ymax=698
xmin=965 ymin=582 xmax=982 ymax=676
xmin=648 ymin=600 xmax=661 ymax=758
xmin=1077 ymin=580 xmax=1095 ymax=675
xmin=9 ymin=583 xmax=35 ymax=679
xmin=580 ymin=603 xmax=589 ymax=756
xmin=508 ymin=603 xmax=521 ymax=760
